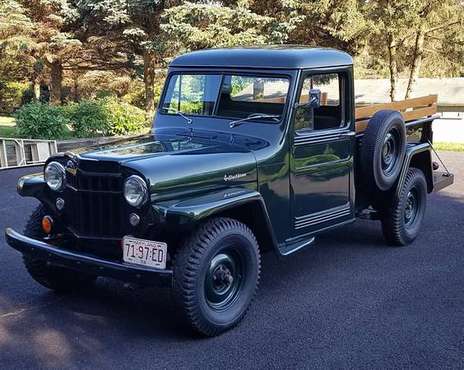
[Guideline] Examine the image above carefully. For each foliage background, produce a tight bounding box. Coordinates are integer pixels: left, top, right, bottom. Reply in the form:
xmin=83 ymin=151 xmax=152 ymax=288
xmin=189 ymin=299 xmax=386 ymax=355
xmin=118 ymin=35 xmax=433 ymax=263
xmin=0 ymin=0 xmax=463 ymax=138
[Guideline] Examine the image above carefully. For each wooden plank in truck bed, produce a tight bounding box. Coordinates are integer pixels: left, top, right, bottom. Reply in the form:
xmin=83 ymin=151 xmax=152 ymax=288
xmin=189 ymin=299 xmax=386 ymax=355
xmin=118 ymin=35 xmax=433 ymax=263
xmin=355 ymin=95 xmax=438 ymax=133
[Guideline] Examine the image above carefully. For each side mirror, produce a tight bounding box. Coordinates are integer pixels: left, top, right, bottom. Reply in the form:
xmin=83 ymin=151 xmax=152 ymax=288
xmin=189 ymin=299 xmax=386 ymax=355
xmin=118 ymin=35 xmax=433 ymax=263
xmin=308 ymin=89 xmax=321 ymax=109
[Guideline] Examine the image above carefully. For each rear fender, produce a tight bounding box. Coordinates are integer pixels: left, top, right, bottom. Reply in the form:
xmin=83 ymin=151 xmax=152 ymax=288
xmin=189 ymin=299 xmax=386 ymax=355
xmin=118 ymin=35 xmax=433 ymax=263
xmin=153 ymin=188 xmax=280 ymax=254
xmin=396 ymin=143 xmax=433 ymax=197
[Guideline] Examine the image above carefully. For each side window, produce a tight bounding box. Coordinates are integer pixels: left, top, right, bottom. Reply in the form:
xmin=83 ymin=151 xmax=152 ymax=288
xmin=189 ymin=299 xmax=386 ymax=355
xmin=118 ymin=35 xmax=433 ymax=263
xmin=295 ymin=73 xmax=344 ymax=132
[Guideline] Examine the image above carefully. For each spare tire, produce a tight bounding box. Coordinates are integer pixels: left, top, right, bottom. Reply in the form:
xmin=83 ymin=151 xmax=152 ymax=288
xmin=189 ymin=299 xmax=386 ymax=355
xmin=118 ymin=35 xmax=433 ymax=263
xmin=361 ymin=110 xmax=406 ymax=192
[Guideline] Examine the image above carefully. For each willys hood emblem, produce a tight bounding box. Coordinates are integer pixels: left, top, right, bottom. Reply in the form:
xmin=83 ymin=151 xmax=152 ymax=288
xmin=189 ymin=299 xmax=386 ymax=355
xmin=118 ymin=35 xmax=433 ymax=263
xmin=224 ymin=173 xmax=247 ymax=182
xmin=66 ymin=160 xmax=77 ymax=175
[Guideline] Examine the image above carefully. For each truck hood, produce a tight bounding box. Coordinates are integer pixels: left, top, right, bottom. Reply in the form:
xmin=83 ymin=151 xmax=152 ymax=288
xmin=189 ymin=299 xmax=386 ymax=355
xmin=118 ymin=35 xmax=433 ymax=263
xmin=77 ymin=130 xmax=266 ymax=200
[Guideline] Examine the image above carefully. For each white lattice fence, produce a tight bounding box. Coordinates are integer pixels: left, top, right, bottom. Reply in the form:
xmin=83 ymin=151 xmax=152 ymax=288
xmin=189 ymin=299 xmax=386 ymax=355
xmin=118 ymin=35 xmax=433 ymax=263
xmin=0 ymin=138 xmax=57 ymax=169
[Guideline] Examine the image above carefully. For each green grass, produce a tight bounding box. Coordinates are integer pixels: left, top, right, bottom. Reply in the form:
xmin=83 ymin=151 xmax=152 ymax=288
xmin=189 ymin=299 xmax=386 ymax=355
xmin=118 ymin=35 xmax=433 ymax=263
xmin=0 ymin=116 xmax=75 ymax=139
xmin=0 ymin=116 xmax=15 ymax=125
xmin=0 ymin=116 xmax=17 ymax=137
xmin=434 ymin=142 xmax=464 ymax=152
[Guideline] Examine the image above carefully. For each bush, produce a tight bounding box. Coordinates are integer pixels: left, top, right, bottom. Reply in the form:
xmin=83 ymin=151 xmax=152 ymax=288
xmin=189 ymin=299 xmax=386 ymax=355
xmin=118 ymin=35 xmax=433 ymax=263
xmin=15 ymin=102 xmax=68 ymax=140
xmin=104 ymin=97 xmax=146 ymax=136
xmin=66 ymin=100 xmax=109 ymax=138
xmin=68 ymin=98 xmax=147 ymax=138
xmin=0 ymin=81 xmax=29 ymax=114
xmin=122 ymin=74 xmax=165 ymax=110
xmin=122 ymin=82 xmax=145 ymax=109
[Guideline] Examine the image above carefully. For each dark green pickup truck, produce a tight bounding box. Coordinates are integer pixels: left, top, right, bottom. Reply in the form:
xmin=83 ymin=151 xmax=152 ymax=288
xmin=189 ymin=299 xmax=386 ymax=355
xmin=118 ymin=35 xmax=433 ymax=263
xmin=5 ymin=47 xmax=453 ymax=336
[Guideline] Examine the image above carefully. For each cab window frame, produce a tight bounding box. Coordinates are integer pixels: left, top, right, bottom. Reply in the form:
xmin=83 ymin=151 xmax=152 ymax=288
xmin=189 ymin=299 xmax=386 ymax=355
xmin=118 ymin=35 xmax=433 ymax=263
xmin=294 ymin=68 xmax=350 ymax=134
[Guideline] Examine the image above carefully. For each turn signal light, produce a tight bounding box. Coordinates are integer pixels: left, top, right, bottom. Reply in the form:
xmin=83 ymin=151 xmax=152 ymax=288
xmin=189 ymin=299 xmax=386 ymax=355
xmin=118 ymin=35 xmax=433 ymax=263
xmin=41 ymin=216 xmax=53 ymax=234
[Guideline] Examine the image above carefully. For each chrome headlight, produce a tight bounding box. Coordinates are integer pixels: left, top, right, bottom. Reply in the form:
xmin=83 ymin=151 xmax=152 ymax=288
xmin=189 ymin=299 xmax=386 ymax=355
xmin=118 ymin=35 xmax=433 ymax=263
xmin=124 ymin=175 xmax=148 ymax=207
xmin=44 ymin=161 xmax=65 ymax=191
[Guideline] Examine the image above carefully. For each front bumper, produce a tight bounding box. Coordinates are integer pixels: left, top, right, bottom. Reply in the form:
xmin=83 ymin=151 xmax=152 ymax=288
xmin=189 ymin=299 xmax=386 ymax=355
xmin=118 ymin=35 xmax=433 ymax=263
xmin=5 ymin=228 xmax=173 ymax=287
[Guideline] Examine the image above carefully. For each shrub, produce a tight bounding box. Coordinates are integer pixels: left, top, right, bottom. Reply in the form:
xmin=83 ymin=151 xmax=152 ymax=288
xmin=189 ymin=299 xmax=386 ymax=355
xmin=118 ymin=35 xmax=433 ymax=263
xmin=104 ymin=97 xmax=146 ymax=136
xmin=122 ymin=74 xmax=165 ymax=111
xmin=122 ymin=82 xmax=145 ymax=109
xmin=15 ymin=102 xmax=68 ymax=140
xmin=0 ymin=81 xmax=29 ymax=114
xmin=66 ymin=99 xmax=110 ymax=138
xmin=68 ymin=98 xmax=147 ymax=138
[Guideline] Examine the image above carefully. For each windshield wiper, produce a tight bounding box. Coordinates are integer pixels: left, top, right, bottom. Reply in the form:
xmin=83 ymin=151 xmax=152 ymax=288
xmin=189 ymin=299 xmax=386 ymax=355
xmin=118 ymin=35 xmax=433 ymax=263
xmin=229 ymin=114 xmax=280 ymax=128
xmin=162 ymin=107 xmax=193 ymax=125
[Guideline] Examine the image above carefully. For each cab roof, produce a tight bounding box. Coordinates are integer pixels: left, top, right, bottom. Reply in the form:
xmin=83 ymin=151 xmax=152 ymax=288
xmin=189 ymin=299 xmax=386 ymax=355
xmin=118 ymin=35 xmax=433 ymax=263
xmin=170 ymin=46 xmax=353 ymax=70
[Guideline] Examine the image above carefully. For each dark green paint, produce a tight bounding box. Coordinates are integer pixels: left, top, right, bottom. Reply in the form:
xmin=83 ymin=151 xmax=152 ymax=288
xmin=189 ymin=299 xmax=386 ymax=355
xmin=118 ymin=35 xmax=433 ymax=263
xmin=11 ymin=48 xmax=445 ymax=257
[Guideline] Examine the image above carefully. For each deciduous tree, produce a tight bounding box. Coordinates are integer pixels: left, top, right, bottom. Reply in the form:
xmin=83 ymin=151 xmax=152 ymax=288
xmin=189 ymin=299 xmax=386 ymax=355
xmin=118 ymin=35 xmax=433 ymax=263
xmin=365 ymin=0 xmax=464 ymax=101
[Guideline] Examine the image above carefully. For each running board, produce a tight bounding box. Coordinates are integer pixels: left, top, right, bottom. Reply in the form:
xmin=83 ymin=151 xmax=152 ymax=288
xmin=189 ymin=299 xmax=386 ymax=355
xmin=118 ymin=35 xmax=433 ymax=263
xmin=279 ymin=236 xmax=316 ymax=256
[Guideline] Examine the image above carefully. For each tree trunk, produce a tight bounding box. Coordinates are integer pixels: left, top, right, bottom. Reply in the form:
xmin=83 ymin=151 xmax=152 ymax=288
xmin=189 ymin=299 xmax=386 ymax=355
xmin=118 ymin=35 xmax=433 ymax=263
xmin=49 ymin=60 xmax=63 ymax=105
xmin=143 ymin=49 xmax=156 ymax=121
xmin=72 ymin=74 xmax=80 ymax=102
xmin=33 ymin=81 xmax=41 ymax=101
xmin=388 ymin=35 xmax=398 ymax=102
xmin=404 ymin=30 xmax=425 ymax=100
xmin=31 ymin=74 xmax=40 ymax=101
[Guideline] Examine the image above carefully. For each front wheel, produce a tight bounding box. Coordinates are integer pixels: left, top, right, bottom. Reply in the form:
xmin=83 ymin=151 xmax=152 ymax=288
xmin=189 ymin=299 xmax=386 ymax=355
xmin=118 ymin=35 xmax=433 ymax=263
xmin=381 ymin=168 xmax=427 ymax=246
xmin=173 ymin=217 xmax=261 ymax=337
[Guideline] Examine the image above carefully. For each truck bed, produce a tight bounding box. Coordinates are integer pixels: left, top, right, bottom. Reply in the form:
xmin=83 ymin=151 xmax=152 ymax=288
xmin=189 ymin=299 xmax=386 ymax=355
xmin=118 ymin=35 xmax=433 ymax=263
xmin=355 ymin=95 xmax=438 ymax=133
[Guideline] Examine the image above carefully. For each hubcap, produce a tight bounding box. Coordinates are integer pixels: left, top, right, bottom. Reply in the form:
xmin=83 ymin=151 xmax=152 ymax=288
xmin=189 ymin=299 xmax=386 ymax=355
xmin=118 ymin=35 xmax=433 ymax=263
xmin=382 ymin=131 xmax=398 ymax=175
xmin=404 ymin=190 xmax=418 ymax=226
xmin=205 ymin=252 xmax=242 ymax=309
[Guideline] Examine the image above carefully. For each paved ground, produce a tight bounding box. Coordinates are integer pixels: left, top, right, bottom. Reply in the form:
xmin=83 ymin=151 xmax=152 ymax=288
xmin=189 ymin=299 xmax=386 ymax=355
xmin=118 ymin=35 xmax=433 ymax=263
xmin=0 ymin=153 xmax=463 ymax=369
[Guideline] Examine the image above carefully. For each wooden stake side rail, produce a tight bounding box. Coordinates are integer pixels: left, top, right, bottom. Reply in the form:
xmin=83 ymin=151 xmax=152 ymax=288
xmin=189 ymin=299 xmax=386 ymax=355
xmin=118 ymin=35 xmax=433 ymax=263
xmin=355 ymin=95 xmax=438 ymax=133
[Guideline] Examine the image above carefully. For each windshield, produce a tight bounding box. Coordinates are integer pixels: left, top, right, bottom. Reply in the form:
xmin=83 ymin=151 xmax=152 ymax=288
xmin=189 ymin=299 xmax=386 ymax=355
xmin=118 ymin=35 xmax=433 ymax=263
xmin=160 ymin=73 xmax=290 ymax=121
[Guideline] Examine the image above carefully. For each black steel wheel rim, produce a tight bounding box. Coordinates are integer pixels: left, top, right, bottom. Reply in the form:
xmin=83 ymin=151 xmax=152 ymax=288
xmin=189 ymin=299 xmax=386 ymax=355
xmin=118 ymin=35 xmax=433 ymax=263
xmin=381 ymin=130 xmax=400 ymax=175
xmin=404 ymin=189 xmax=418 ymax=226
xmin=205 ymin=249 xmax=244 ymax=310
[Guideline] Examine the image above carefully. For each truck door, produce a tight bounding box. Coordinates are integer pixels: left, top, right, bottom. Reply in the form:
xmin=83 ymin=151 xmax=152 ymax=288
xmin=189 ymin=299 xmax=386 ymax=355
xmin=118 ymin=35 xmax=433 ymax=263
xmin=290 ymin=69 xmax=355 ymax=236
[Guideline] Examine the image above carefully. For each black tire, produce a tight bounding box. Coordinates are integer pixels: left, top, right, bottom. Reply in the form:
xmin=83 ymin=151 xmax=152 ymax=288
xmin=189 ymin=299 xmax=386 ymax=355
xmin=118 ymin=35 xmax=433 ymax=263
xmin=23 ymin=205 xmax=96 ymax=293
xmin=381 ymin=168 xmax=427 ymax=246
xmin=173 ymin=217 xmax=260 ymax=337
xmin=361 ymin=110 xmax=406 ymax=192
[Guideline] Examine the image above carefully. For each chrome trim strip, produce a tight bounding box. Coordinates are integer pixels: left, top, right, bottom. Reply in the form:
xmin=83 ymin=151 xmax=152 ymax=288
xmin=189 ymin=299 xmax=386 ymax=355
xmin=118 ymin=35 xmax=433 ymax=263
xmin=295 ymin=210 xmax=351 ymax=229
xmin=294 ymin=202 xmax=351 ymax=229
xmin=294 ymin=130 xmax=355 ymax=146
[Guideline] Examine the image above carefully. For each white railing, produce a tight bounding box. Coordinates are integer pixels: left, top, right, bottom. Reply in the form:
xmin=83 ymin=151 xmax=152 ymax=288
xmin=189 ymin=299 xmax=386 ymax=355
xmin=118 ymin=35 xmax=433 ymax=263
xmin=0 ymin=137 xmax=57 ymax=169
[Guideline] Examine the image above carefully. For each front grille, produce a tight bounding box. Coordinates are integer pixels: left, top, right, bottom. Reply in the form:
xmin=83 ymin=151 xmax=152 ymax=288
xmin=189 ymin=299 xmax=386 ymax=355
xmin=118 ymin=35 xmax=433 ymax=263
xmin=67 ymin=170 xmax=121 ymax=192
xmin=65 ymin=170 xmax=125 ymax=238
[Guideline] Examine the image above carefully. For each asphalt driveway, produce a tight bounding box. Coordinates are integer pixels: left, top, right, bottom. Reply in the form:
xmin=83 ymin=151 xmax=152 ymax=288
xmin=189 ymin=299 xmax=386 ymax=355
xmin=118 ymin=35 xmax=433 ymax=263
xmin=0 ymin=152 xmax=463 ymax=369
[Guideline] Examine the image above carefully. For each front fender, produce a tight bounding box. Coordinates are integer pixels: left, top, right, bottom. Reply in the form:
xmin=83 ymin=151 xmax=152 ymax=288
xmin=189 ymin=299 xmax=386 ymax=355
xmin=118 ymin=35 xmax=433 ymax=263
xmin=153 ymin=187 xmax=262 ymax=223
xmin=152 ymin=187 xmax=280 ymax=253
xmin=17 ymin=174 xmax=46 ymax=198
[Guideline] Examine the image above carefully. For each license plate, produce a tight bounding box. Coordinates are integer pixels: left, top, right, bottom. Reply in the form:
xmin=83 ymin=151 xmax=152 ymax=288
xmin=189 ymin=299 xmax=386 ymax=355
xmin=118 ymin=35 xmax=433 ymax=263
xmin=122 ymin=236 xmax=167 ymax=269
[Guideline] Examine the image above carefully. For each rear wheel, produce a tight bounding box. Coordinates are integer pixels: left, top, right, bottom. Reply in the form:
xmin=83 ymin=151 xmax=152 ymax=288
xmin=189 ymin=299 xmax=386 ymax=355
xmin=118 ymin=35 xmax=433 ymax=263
xmin=23 ymin=205 xmax=96 ymax=293
xmin=381 ymin=168 xmax=427 ymax=246
xmin=173 ymin=217 xmax=260 ymax=336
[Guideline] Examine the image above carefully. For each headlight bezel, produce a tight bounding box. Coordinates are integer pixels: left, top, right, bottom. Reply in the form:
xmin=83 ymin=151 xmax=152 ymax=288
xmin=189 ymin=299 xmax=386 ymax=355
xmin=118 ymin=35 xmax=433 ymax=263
xmin=44 ymin=161 xmax=66 ymax=191
xmin=124 ymin=175 xmax=148 ymax=208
